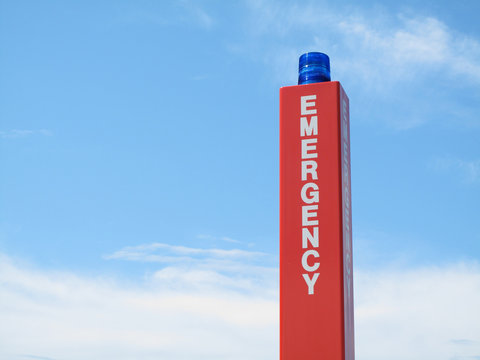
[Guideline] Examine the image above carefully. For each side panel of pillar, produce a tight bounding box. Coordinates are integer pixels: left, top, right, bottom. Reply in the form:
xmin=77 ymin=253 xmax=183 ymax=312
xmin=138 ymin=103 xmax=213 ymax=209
xmin=340 ymin=86 xmax=355 ymax=360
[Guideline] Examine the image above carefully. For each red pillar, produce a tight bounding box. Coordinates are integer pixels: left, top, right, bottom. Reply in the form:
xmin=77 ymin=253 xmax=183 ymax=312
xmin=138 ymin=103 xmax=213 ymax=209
xmin=280 ymin=81 xmax=354 ymax=360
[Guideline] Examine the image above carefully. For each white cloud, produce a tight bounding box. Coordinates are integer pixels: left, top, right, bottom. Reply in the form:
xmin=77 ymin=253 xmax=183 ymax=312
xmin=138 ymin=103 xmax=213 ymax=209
xmin=355 ymin=263 xmax=480 ymax=360
xmin=0 ymin=253 xmax=278 ymax=360
xmin=244 ymin=1 xmax=480 ymax=85
xmin=105 ymin=242 xmax=277 ymax=296
xmin=240 ymin=1 xmax=480 ymax=129
xmin=197 ymin=234 xmax=243 ymax=244
xmin=333 ymin=15 xmax=480 ymax=86
xmin=1 ymin=252 xmax=480 ymax=360
xmin=105 ymin=242 xmax=267 ymax=262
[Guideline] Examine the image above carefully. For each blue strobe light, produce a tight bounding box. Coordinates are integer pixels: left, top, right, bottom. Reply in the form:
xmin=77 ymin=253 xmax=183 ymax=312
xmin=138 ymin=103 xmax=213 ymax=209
xmin=298 ymin=52 xmax=331 ymax=85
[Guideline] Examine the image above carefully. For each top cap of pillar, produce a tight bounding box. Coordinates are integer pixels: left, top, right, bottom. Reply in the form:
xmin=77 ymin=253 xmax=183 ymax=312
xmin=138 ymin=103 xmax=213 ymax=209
xmin=298 ymin=52 xmax=331 ymax=85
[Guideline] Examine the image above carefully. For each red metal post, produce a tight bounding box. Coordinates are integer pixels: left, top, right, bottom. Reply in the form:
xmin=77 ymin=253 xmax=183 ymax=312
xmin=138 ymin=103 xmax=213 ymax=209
xmin=279 ymin=81 xmax=354 ymax=360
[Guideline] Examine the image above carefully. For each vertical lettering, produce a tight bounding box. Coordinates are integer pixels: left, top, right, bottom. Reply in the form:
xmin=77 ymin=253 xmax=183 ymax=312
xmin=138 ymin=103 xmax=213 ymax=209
xmin=301 ymin=95 xmax=317 ymax=115
xmin=303 ymin=273 xmax=320 ymax=295
xmin=302 ymin=227 xmax=319 ymax=248
xmin=300 ymin=116 xmax=318 ymax=136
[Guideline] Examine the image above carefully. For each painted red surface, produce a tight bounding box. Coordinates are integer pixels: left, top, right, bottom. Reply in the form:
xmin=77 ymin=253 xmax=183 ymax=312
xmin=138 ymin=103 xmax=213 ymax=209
xmin=279 ymin=81 xmax=354 ymax=360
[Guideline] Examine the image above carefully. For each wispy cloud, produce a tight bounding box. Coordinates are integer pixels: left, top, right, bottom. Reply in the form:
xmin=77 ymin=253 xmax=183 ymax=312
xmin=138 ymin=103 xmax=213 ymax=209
xmin=240 ymin=1 xmax=480 ymax=129
xmin=105 ymin=242 xmax=276 ymax=294
xmin=333 ymin=16 xmax=480 ymax=85
xmin=178 ymin=0 xmax=214 ymax=29
xmin=105 ymin=242 xmax=266 ymax=262
xmin=197 ymin=234 xmax=242 ymax=244
xmin=244 ymin=1 xmax=480 ymax=85
xmin=1 ymin=253 xmax=479 ymax=359
xmin=432 ymin=156 xmax=480 ymax=183
xmin=0 ymin=129 xmax=53 ymax=139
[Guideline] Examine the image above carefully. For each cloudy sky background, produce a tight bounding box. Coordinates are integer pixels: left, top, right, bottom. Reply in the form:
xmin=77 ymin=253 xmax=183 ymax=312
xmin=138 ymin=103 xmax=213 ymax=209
xmin=1 ymin=0 xmax=479 ymax=359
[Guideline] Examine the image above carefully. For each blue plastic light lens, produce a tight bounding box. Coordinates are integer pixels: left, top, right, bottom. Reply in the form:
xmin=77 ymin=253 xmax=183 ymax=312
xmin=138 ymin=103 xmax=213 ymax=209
xmin=298 ymin=52 xmax=331 ymax=85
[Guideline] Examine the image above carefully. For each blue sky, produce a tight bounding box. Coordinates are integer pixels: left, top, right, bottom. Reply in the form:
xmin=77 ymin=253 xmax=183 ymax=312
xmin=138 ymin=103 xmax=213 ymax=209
xmin=1 ymin=1 xmax=479 ymax=359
